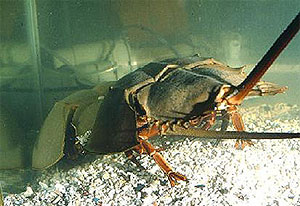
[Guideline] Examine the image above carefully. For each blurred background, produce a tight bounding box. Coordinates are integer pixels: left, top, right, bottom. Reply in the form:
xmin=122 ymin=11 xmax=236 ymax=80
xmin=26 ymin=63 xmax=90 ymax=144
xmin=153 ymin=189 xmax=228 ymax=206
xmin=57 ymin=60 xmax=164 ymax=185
xmin=0 ymin=0 xmax=299 ymax=192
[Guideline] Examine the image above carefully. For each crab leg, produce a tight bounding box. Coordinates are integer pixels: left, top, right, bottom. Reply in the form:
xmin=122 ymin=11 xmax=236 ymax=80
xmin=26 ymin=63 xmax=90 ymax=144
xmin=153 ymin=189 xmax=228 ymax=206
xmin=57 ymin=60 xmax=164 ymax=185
xmin=140 ymin=139 xmax=187 ymax=187
xmin=128 ymin=122 xmax=187 ymax=186
xmin=132 ymin=119 xmax=299 ymax=186
xmin=200 ymin=112 xmax=216 ymax=130
xmin=227 ymin=106 xmax=254 ymax=149
xmin=228 ymin=12 xmax=300 ymax=105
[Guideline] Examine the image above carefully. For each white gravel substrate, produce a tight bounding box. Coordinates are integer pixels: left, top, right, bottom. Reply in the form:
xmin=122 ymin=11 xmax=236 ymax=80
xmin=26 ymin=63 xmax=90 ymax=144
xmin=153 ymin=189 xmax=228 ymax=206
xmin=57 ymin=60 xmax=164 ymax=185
xmin=3 ymin=103 xmax=300 ymax=206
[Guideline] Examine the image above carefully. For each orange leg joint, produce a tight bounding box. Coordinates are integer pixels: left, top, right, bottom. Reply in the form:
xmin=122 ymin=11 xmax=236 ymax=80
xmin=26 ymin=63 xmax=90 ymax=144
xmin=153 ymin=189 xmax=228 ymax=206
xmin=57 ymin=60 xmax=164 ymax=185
xmin=229 ymin=106 xmax=254 ymax=149
xmin=125 ymin=121 xmax=186 ymax=186
xmin=140 ymin=140 xmax=187 ymax=187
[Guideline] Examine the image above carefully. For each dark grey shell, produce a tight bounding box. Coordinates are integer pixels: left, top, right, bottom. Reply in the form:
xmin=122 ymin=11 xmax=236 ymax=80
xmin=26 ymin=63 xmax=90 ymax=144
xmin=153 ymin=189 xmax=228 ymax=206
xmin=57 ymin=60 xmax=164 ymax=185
xmin=86 ymin=55 xmax=241 ymax=153
xmin=86 ymin=54 xmax=286 ymax=154
xmin=85 ymin=87 xmax=138 ymax=154
xmin=32 ymin=55 xmax=286 ymax=166
xmin=136 ymin=68 xmax=224 ymax=121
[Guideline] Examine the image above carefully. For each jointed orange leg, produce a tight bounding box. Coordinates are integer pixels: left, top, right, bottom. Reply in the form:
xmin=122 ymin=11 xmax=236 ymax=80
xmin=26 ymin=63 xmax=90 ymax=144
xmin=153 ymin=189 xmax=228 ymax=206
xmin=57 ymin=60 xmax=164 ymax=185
xmin=140 ymin=139 xmax=187 ymax=187
xmin=125 ymin=121 xmax=187 ymax=186
xmin=200 ymin=112 xmax=216 ymax=130
xmin=229 ymin=106 xmax=254 ymax=149
xmin=188 ymin=111 xmax=216 ymax=130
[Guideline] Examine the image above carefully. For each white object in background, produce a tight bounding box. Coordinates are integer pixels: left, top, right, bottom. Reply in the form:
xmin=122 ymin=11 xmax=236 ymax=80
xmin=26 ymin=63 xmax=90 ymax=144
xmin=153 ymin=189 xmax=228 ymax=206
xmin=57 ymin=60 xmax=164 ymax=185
xmin=222 ymin=32 xmax=243 ymax=67
xmin=53 ymin=40 xmax=134 ymax=84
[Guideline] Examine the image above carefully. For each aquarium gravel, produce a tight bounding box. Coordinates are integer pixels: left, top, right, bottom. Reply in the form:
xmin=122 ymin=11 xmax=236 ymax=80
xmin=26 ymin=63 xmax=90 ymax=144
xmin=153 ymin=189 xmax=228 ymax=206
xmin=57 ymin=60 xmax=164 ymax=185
xmin=3 ymin=103 xmax=300 ymax=206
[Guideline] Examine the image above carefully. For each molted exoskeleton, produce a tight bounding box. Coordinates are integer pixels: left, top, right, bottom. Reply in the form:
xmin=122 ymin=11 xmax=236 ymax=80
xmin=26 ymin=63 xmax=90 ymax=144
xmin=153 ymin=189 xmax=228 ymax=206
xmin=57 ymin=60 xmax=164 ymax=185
xmin=32 ymin=13 xmax=299 ymax=187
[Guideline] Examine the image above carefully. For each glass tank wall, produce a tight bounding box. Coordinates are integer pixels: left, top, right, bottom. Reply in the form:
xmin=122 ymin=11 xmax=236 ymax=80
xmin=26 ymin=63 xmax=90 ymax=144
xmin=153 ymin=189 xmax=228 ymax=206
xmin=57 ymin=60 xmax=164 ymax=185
xmin=0 ymin=0 xmax=299 ymax=192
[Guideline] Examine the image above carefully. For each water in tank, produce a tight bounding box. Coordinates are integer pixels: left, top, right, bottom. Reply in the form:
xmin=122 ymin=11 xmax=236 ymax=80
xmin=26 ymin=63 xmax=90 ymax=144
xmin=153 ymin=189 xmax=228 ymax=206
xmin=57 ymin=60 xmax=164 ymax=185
xmin=0 ymin=0 xmax=299 ymax=205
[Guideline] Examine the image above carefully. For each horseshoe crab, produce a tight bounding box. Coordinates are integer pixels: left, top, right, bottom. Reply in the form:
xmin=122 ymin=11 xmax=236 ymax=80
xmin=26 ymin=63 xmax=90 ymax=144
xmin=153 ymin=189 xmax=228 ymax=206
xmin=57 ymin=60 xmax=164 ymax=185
xmin=32 ymin=13 xmax=300 ymax=186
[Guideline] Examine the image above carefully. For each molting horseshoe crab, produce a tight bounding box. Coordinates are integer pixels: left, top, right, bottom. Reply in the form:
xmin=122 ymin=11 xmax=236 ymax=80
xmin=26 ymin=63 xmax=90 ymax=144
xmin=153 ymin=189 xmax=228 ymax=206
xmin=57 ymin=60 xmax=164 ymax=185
xmin=32 ymin=13 xmax=300 ymax=186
